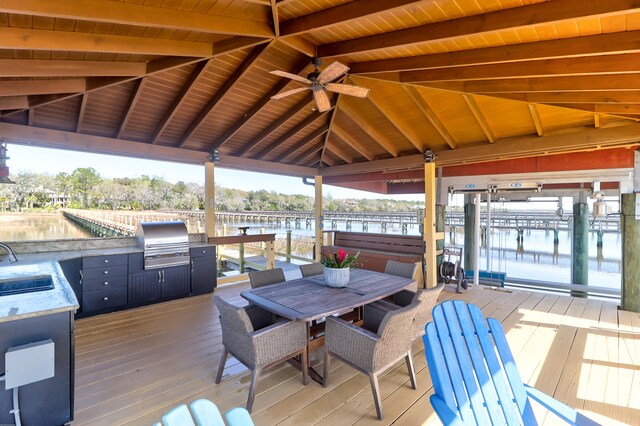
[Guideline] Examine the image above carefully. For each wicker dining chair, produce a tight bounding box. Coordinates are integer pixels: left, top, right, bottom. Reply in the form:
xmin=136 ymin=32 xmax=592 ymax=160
xmin=214 ymin=296 xmax=308 ymax=412
xmin=365 ymin=283 xmax=444 ymax=340
xmin=323 ymin=299 xmax=422 ymax=420
xmin=299 ymin=262 xmax=324 ymax=277
xmin=384 ymin=259 xmax=419 ymax=279
xmin=248 ymin=268 xmax=285 ymax=289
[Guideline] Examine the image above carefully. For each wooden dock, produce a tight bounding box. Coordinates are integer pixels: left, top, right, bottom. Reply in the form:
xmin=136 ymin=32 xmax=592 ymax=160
xmin=72 ymin=282 xmax=639 ymax=425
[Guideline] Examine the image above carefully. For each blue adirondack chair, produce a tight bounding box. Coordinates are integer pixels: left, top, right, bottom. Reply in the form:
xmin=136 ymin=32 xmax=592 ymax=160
xmin=154 ymin=399 xmax=254 ymax=426
xmin=422 ymin=300 xmax=599 ymax=425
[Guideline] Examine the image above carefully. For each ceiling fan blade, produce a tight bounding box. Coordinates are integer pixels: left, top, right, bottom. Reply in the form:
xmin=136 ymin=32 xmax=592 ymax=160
xmin=271 ymin=87 xmax=310 ymax=100
xmin=269 ymin=70 xmax=311 ymax=84
xmin=313 ymin=90 xmax=331 ymax=112
xmin=317 ymin=61 xmax=349 ymax=84
xmin=325 ymin=83 xmax=370 ymax=98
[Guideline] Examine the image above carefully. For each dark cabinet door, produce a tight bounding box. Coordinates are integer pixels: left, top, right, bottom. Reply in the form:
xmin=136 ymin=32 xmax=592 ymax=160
xmin=162 ymin=265 xmax=190 ymax=299
xmin=190 ymin=256 xmax=216 ymax=295
xmin=128 ymin=270 xmax=162 ymax=304
xmin=59 ymin=257 xmax=82 ymax=312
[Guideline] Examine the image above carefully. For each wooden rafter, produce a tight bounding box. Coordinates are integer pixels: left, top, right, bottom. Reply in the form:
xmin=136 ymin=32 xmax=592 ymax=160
xmin=424 ymin=74 xmax=640 ymax=93
xmin=324 ymin=137 xmax=355 ymax=164
xmin=271 ymin=0 xmax=280 ymax=37
xmin=117 ymin=79 xmax=146 ymax=140
xmin=280 ymin=0 xmax=422 ymax=36
xmin=349 ymin=30 xmax=640 ymax=74
xmin=338 ymin=100 xmax=399 ymax=157
xmin=254 ymin=107 xmax=332 ymax=159
xmin=27 ymin=109 xmax=34 ymax=126
xmin=462 ymin=94 xmax=496 ymax=143
xmin=528 ymin=104 xmax=544 ymax=136
xmin=330 ymin=126 xmax=375 ymax=161
xmin=177 ymin=44 xmax=269 ymax=148
xmin=212 ymin=57 xmax=310 ymax=152
xmin=486 ymin=91 xmax=640 ymax=104
xmin=76 ymin=94 xmax=88 ymax=133
xmin=152 ymin=60 xmax=212 ymax=144
xmin=0 ymin=59 xmax=146 ymax=77
xmin=4 ymin=38 xmax=269 ymax=118
xmin=0 ymin=0 xmax=273 ymax=37
xmin=292 ymin=140 xmax=325 ymax=165
xmin=278 ymin=36 xmax=316 ymax=57
xmin=319 ymin=107 xmax=338 ymax=165
xmin=319 ymin=0 xmax=640 ymax=57
xmin=0 ymin=79 xmax=86 ymax=97
xmin=594 ymin=114 xmax=601 ymax=128
xmin=403 ymin=86 xmax=457 ymax=149
xmin=549 ymin=103 xmax=640 ymax=115
xmin=356 ymin=78 xmax=424 ymax=153
xmin=398 ymin=53 xmax=640 ymax=83
xmin=276 ymin=124 xmax=330 ymax=162
xmin=238 ymin=96 xmax=313 ymax=156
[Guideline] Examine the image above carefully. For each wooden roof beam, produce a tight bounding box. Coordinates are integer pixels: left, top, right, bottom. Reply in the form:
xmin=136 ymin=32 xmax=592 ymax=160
xmin=403 ymin=86 xmax=457 ymax=149
xmin=320 ymin=106 xmax=339 ymax=165
xmin=237 ymin=96 xmax=313 ymax=156
xmin=292 ymin=140 xmax=325 ymax=165
xmin=117 ymin=79 xmax=146 ymax=139
xmin=0 ymin=79 xmax=86 ymax=96
xmin=354 ymin=77 xmax=425 ymax=152
xmin=528 ymin=104 xmax=544 ymax=136
xmin=425 ymin=74 xmax=640 ymax=94
xmin=320 ymin=0 xmax=640 ymax=58
xmin=212 ymin=57 xmax=310 ymax=152
xmin=548 ymin=103 xmax=640 ymax=115
xmin=399 ymin=53 xmax=640 ymax=83
xmin=349 ymin=30 xmax=640 ymax=74
xmin=324 ymin=139 xmax=355 ymax=164
xmin=280 ymin=0 xmax=423 ymax=36
xmin=462 ymin=94 xmax=496 ymax=143
xmin=0 ymin=0 xmax=273 ymax=37
xmin=338 ymin=100 xmax=400 ymax=157
xmin=76 ymin=93 xmax=88 ymax=133
xmin=0 ymin=59 xmax=146 ymax=77
xmin=277 ymin=125 xmax=330 ymax=163
xmin=152 ymin=60 xmax=212 ymax=144
xmin=177 ymin=43 xmax=269 ymax=147
xmin=254 ymin=107 xmax=332 ymax=159
xmin=482 ymin=91 xmax=640 ymax=104
xmin=330 ymin=126 xmax=375 ymax=161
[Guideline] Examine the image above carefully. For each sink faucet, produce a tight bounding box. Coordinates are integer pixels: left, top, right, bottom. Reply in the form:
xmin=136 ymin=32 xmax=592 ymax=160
xmin=0 ymin=243 xmax=18 ymax=263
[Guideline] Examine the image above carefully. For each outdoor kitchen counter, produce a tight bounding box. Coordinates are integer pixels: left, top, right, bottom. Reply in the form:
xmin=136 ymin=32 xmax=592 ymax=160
xmin=0 ymin=260 xmax=79 ymax=323
xmin=0 ymin=242 xmax=215 ymax=264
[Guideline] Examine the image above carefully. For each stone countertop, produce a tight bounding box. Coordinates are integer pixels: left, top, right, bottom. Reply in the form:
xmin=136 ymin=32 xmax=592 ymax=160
xmin=0 ymin=260 xmax=80 ymax=324
xmin=0 ymin=242 xmax=216 ymax=264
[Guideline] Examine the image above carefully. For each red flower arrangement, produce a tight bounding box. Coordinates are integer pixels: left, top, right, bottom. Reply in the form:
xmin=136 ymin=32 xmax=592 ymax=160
xmin=321 ymin=248 xmax=360 ymax=269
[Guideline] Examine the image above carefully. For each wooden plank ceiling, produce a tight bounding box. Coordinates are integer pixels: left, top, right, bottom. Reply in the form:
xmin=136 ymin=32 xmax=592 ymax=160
xmin=1 ymin=0 xmax=640 ymax=185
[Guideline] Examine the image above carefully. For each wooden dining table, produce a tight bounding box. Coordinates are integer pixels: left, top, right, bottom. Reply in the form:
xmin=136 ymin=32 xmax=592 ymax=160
xmin=240 ymin=268 xmax=415 ymax=383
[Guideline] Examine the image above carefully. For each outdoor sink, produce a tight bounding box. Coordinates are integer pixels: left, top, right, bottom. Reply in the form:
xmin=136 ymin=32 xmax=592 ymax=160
xmin=0 ymin=275 xmax=55 ymax=297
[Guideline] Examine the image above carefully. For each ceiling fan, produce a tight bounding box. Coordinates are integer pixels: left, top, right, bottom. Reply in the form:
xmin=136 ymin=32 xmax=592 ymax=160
xmin=269 ymin=57 xmax=370 ymax=112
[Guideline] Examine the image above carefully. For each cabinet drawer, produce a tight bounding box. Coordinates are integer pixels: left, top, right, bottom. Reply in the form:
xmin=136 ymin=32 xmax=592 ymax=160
xmin=190 ymin=246 xmax=216 ymax=258
xmin=83 ymin=275 xmax=128 ymax=292
xmin=82 ymin=287 xmax=127 ymax=312
xmin=82 ymin=264 xmax=128 ymax=280
xmin=83 ymin=254 xmax=128 ymax=269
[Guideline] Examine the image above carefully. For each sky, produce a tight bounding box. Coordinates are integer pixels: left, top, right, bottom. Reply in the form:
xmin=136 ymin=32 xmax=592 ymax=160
xmin=6 ymin=144 xmax=424 ymax=201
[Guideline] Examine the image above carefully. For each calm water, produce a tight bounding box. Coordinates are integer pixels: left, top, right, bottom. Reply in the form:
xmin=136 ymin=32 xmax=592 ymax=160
xmin=0 ymin=213 xmax=92 ymax=240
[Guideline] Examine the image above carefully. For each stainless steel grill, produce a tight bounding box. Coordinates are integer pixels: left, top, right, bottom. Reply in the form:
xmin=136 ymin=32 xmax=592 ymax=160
xmin=136 ymin=222 xmax=190 ymax=270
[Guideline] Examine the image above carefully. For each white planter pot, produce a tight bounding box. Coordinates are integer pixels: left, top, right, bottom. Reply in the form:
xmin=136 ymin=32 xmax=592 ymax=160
xmin=323 ymin=266 xmax=350 ymax=288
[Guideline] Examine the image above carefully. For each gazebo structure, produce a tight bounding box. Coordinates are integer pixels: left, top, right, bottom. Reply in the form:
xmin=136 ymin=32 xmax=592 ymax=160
xmin=1 ymin=1 xmax=640 ymax=424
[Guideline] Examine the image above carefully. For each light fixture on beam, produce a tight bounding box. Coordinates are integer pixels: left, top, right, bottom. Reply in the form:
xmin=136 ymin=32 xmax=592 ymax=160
xmin=210 ymin=149 xmax=220 ymax=163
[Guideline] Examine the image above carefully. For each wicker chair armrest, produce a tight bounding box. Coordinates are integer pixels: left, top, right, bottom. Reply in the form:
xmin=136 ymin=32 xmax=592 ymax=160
xmin=251 ymin=320 xmax=307 ymax=367
xmin=325 ymin=316 xmax=378 ymax=371
xmin=245 ymin=305 xmax=274 ymax=331
xmin=392 ymin=289 xmax=416 ymax=307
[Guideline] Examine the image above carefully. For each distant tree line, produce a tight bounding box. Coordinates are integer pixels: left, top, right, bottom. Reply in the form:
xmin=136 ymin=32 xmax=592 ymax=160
xmin=0 ymin=169 xmax=423 ymax=213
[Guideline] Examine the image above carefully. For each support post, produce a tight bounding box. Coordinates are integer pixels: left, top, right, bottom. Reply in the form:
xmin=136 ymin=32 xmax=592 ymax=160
xmin=266 ymin=240 xmax=275 ymax=270
xmin=622 ymin=193 xmax=640 ymax=312
xmin=486 ymin=193 xmax=492 ymax=271
xmin=464 ymin=195 xmax=476 ymax=273
xmin=314 ymin=175 xmax=323 ymax=262
xmin=204 ymin=162 xmax=216 ymax=239
xmin=474 ymin=193 xmax=481 ymax=286
xmin=286 ymin=230 xmax=292 ymax=263
xmin=239 ymin=243 xmax=245 ymax=273
xmin=435 ymin=205 xmax=445 ymax=269
xmin=424 ymin=162 xmax=437 ymax=288
xmin=572 ymin=201 xmax=589 ymax=290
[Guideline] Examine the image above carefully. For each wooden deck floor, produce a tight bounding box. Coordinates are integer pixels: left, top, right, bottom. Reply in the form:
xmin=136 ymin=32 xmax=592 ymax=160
xmin=73 ymin=283 xmax=640 ymax=425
